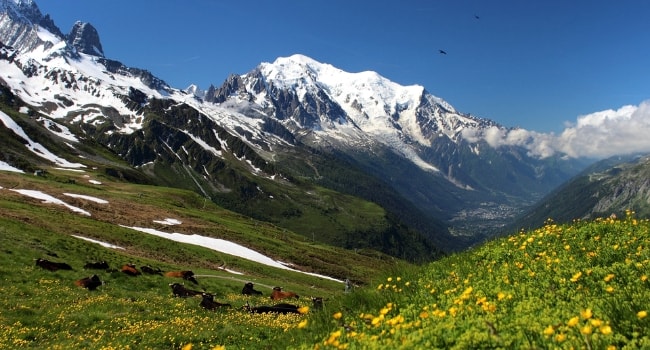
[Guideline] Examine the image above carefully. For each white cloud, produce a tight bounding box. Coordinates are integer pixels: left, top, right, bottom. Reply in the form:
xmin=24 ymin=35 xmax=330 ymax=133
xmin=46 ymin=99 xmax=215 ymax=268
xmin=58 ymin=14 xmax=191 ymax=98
xmin=463 ymin=100 xmax=650 ymax=159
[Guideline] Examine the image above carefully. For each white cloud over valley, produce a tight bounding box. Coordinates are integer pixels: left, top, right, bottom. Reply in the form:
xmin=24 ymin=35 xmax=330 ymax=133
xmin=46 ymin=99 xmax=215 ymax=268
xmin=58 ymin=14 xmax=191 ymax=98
xmin=462 ymin=100 xmax=650 ymax=159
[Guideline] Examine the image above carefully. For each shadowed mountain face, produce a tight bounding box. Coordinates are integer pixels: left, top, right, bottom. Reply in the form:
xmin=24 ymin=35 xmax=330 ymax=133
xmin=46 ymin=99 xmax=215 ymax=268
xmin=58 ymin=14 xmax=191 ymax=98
xmin=507 ymin=154 xmax=650 ymax=232
xmin=66 ymin=21 xmax=103 ymax=57
xmin=0 ymin=0 xmax=589 ymax=259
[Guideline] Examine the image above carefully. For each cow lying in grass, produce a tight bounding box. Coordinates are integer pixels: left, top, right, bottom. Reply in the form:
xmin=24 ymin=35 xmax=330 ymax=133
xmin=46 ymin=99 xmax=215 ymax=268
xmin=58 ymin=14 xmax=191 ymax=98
xmin=241 ymin=282 xmax=263 ymax=296
xmin=169 ymin=283 xmax=202 ymax=298
xmin=311 ymin=296 xmax=324 ymax=309
xmin=74 ymin=274 xmax=102 ymax=291
xmin=140 ymin=265 xmax=163 ymax=275
xmin=243 ymin=302 xmax=302 ymax=314
xmin=83 ymin=261 xmax=109 ymax=270
xmin=36 ymin=258 xmax=72 ymax=271
xmin=270 ymin=286 xmax=299 ymax=300
xmin=164 ymin=270 xmax=198 ymax=284
xmin=199 ymin=293 xmax=231 ymax=310
xmin=121 ymin=264 xmax=141 ymax=276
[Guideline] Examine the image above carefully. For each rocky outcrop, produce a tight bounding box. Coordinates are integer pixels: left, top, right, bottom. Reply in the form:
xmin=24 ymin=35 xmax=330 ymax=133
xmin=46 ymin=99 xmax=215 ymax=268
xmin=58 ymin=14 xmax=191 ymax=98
xmin=67 ymin=21 xmax=103 ymax=57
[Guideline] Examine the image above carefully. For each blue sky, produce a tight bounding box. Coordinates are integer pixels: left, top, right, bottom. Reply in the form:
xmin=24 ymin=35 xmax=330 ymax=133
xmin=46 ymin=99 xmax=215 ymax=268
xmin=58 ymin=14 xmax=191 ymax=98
xmin=37 ymin=0 xmax=650 ymax=136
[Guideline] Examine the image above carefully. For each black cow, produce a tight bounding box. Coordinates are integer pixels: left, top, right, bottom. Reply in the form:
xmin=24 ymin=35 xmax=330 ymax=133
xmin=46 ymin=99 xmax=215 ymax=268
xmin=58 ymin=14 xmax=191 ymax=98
xmin=241 ymin=282 xmax=263 ymax=296
xmin=244 ymin=302 xmax=302 ymax=314
xmin=36 ymin=258 xmax=72 ymax=271
xmin=84 ymin=261 xmax=109 ymax=270
xmin=199 ymin=293 xmax=231 ymax=310
xmin=141 ymin=265 xmax=163 ymax=275
xmin=169 ymin=283 xmax=202 ymax=298
xmin=74 ymin=274 xmax=102 ymax=290
xmin=311 ymin=297 xmax=324 ymax=309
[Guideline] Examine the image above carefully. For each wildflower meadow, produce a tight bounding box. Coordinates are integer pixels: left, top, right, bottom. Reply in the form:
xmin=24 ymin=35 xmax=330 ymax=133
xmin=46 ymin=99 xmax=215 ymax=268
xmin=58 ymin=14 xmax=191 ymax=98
xmin=297 ymin=211 xmax=650 ymax=349
xmin=1 ymin=211 xmax=648 ymax=349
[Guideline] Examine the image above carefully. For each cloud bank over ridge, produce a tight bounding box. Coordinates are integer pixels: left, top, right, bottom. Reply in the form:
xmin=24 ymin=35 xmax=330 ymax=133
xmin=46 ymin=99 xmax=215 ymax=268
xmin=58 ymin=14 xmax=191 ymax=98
xmin=462 ymin=100 xmax=650 ymax=159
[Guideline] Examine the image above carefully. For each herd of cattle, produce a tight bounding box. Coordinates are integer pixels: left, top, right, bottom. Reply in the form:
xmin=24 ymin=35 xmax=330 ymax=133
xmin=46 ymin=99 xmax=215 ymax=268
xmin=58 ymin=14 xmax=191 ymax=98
xmin=35 ymin=258 xmax=323 ymax=314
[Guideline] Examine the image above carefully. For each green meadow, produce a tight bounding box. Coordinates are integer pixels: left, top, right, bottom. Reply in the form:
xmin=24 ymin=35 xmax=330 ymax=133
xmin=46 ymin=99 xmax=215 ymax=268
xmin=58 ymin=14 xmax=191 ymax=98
xmin=298 ymin=212 xmax=649 ymax=349
xmin=0 ymin=169 xmax=648 ymax=349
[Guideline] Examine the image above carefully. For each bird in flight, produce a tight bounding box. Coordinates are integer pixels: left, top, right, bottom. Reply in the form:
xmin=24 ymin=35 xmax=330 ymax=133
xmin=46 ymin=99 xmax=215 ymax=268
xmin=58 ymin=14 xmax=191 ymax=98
xmin=474 ymin=14 xmax=480 ymax=20
xmin=439 ymin=49 xmax=447 ymax=55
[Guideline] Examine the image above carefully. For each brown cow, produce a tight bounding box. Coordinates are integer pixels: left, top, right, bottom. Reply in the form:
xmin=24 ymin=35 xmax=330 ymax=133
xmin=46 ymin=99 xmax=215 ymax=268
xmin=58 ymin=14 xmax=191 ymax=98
xmin=74 ymin=274 xmax=102 ymax=290
xmin=36 ymin=258 xmax=72 ymax=271
xmin=199 ymin=293 xmax=231 ymax=310
xmin=121 ymin=264 xmax=141 ymax=276
xmin=270 ymin=286 xmax=299 ymax=300
xmin=169 ymin=283 xmax=202 ymax=298
xmin=164 ymin=270 xmax=198 ymax=284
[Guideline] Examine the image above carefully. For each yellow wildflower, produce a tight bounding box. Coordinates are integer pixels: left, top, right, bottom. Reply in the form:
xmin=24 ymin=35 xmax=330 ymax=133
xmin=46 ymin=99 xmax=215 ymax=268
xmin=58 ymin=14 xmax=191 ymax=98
xmin=637 ymin=310 xmax=648 ymax=319
xmin=570 ymin=271 xmax=582 ymax=282
xmin=182 ymin=344 xmax=193 ymax=350
xmin=329 ymin=330 xmax=342 ymax=340
xmin=567 ymin=316 xmax=580 ymax=327
xmin=212 ymin=346 xmax=226 ymax=350
xmin=543 ymin=325 xmax=555 ymax=336
xmin=581 ymin=308 xmax=593 ymax=319
xmin=581 ymin=325 xmax=593 ymax=335
xmin=333 ymin=312 xmax=343 ymax=320
xmin=604 ymin=274 xmax=615 ymax=282
xmin=600 ymin=325 xmax=612 ymax=335
xmin=555 ymin=333 xmax=567 ymax=342
xmin=297 ymin=319 xmax=308 ymax=329
xmin=298 ymin=306 xmax=310 ymax=314
xmin=449 ymin=306 xmax=458 ymax=317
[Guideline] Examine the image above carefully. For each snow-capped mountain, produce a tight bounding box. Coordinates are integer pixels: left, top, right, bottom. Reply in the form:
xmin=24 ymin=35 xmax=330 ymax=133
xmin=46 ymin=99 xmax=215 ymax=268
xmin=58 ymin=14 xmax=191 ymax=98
xmin=195 ymin=54 xmax=585 ymax=233
xmin=212 ymin=54 xmax=497 ymax=175
xmin=0 ymin=0 xmax=587 ymax=256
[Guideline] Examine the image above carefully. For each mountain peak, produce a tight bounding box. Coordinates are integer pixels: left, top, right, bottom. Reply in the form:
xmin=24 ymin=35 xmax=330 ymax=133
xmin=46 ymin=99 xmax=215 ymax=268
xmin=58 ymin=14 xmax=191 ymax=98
xmin=2 ymin=0 xmax=61 ymax=35
xmin=0 ymin=0 xmax=64 ymax=51
xmin=258 ymin=54 xmax=426 ymax=104
xmin=3 ymin=0 xmax=37 ymax=15
xmin=67 ymin=21 xmax=104 ymax=57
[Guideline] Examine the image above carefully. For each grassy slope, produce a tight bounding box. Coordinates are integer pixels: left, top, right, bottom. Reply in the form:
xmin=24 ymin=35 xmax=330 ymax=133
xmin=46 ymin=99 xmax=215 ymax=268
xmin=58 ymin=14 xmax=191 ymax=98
xmin=0 ymin=167 xmax=409 ymax=349
xmin=1 ymin=95 xmax=443 ymax=263
xmin=2 ymin=164 xmax=649 ymax=349
xmin=292 ymin=214 xmax=650 ymax=349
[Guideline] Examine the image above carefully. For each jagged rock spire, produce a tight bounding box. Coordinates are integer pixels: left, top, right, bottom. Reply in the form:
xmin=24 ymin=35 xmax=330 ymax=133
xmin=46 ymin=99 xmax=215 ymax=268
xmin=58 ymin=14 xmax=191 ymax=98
xmin=67 ymin=21 xmax=104 ymax=57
